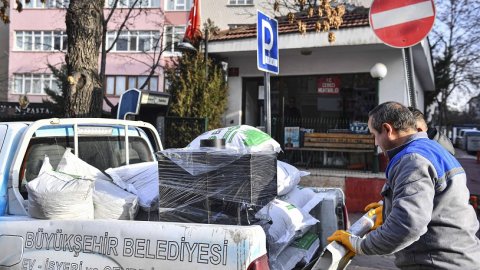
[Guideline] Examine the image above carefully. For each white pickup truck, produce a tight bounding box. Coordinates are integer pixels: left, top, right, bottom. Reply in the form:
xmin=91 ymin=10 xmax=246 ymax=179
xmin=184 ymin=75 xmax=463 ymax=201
xmin=0 ymin=118 xmax=347 ymax=270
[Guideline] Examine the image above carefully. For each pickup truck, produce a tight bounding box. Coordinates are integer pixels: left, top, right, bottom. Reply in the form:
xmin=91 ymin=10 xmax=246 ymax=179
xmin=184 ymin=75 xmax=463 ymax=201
xmin=0 ymin=118 xmax=347 ymax=270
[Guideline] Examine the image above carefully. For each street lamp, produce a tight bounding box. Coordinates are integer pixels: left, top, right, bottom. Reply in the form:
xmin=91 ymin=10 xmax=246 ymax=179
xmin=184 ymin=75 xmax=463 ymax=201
xmin=177 ymin=29 xmax=209 ymax=78
xmin=370 ymin=63 xmax=388 ymax=106
xmin=369 ymin=63 xmax=387 ymax=173
xmin=177 ymin=41 xmax=197 ymax=52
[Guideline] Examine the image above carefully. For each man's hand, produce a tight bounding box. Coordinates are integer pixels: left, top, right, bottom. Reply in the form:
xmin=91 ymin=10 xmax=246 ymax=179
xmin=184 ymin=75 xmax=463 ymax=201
xmin=327 ymin=230 xmax=363 ymax=254
xmin=365 ymin=202 xmax=383 ymax=230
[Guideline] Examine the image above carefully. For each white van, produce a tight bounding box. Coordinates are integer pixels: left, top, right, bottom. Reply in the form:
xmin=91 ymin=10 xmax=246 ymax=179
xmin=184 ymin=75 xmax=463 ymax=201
xmin=456 ymin=128 xmax=477 ymax=149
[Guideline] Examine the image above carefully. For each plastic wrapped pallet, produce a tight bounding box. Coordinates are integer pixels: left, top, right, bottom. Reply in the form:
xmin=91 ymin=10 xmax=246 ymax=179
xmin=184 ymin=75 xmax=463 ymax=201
xmin=186 ymin=125 xmax=282 ymax=153
xmin=27 ymin=170 xmax=94 ymax=220
xmin=157 ymin=148 xmax=277 ymax=225
xmin=105 ymin=161 xmax=159 ymax=211
xmin=93 ymin=179 xmax=139 ymax=220
xmin=255 ymin=199 xmax=318 ymax=260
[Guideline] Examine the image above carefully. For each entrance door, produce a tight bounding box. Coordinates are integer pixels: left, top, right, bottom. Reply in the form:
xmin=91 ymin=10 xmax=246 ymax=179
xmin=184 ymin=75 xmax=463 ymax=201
xmin=243 ymin=78 xmax=263 ymax=127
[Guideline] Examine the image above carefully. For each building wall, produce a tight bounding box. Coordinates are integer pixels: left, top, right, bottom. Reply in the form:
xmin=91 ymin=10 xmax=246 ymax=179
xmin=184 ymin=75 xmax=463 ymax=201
xmin=202 ymin=0 xmax=373 ymax=30
xmin=5 ymin=0 xmax=189 ymax=108
xmin=0 ymin=23 xmax=8 ymax=102
xmin=221 ymin=45 xmax=413 ymax=126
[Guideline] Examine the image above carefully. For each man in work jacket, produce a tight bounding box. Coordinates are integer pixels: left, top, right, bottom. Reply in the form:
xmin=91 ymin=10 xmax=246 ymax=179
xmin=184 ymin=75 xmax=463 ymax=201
xmin=328 ymin=101 xmax=480 ymax=269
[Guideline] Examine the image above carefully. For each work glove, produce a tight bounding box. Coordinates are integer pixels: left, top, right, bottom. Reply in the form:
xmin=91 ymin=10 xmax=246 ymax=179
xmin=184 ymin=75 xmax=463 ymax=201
xmin=364 ymin=202 xmax=383 ymax=230
xmin=327 ymin=230 xmax=364 ymax=255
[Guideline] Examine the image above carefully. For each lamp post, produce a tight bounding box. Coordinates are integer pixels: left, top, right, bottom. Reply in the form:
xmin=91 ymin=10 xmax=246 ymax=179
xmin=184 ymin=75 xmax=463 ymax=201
xmin=369 ymin=63 xmax=388 ymax=106
xmin=369 ymin=63 xmax=388 ymax=173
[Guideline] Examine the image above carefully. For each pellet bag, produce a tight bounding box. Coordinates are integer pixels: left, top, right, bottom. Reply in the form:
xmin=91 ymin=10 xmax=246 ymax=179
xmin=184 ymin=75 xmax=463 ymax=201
xmin=27 ymin=170 xmax=94 ymax=220
xmin=93 ymin=179 xmax=139 ymax=220
xmin=187 ymin=125 xmax=282 ymax=153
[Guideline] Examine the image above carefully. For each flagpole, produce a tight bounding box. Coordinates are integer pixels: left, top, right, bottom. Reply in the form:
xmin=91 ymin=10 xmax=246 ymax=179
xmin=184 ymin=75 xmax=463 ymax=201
xmin=205 ymin=27 xmax=208 ymax=79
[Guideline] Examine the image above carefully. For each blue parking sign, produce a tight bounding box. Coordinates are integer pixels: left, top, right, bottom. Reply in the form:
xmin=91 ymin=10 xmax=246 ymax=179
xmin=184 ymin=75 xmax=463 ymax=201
xmin=257 ymin=10 xmax=279 ymax=74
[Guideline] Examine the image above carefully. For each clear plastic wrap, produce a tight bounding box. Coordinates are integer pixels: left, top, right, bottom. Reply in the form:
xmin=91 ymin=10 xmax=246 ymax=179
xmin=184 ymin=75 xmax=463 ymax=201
xmin=157 ymin=148 xmax=277 ymax=225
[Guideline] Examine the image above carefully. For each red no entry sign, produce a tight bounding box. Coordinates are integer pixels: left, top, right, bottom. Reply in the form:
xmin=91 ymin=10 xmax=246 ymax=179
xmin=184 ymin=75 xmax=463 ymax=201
xmin=369 ymin=0 xmax=436 ymax=48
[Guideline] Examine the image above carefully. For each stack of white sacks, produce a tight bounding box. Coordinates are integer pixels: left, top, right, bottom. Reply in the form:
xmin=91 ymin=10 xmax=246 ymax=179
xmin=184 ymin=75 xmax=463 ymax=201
xmin=26 ymin=148 xmax=159 ymax=220
xmin=188 ymin=125 xmax=325 ymax=269
xmin=256 ymin=161 xmax=327 ymax=270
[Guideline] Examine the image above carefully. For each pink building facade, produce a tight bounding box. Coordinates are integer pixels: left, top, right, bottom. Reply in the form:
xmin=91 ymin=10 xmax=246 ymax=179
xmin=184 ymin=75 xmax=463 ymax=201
xmin=3 ymin=0 xmax=191 ymax=113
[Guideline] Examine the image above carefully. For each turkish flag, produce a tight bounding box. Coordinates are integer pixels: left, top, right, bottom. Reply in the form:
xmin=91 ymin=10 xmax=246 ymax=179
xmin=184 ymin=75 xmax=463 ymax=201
xmin=184 ymin=0 xmax=202 ymax=43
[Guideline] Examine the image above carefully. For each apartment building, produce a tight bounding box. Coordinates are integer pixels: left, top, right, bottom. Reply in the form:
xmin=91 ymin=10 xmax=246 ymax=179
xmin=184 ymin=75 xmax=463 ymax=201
xmin=0 ymin=22 xmax=8 ymax=102
xmin=202 ymin=0 xmax=371 ymax=30
xmin=1 ymin=0 xmax=192 ymax=115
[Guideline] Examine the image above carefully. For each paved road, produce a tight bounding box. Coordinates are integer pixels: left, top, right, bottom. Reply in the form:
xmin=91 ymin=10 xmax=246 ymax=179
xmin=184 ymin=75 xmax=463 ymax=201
xmin=346 ymin=148 xmax=479 ymax=269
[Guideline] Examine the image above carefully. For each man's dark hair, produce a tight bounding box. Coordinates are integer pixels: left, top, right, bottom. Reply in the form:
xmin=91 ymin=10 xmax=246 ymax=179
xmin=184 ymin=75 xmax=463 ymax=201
xmin=368 ymin=101 xmax=416 ymax=133
xmin=408 ymin=107 xmax=425 ymax=123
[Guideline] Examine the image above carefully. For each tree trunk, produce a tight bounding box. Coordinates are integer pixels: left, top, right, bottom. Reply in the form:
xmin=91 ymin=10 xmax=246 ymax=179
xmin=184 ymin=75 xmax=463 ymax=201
xmin=65 ymin=0 xmax=104 ymax=117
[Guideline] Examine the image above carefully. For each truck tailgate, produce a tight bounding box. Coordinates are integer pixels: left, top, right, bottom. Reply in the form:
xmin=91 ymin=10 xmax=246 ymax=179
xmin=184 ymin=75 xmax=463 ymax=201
xmin=0 ymin=219 xmax=266 ymax=270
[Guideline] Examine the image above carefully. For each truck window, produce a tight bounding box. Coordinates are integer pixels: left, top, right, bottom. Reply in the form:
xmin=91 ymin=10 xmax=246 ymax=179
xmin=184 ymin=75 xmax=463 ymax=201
xmin=20 ymin=124 xmax=154 ymax=186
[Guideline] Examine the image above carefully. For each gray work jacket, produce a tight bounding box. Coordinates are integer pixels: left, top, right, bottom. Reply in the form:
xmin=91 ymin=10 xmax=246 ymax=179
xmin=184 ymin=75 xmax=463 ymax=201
xmin=360 ymin=132 xmax=480 ymax=269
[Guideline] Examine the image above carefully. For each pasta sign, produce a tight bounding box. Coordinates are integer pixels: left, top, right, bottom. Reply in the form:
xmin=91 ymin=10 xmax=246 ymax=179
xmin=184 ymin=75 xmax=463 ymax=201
xmin=317 ymin=76 xmax=341 ymax=95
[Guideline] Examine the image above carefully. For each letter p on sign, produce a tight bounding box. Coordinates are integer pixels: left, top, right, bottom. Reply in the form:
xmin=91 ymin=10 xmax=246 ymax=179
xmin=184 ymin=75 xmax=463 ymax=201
xmin=257 ymin=10 xmax=279 ymax=74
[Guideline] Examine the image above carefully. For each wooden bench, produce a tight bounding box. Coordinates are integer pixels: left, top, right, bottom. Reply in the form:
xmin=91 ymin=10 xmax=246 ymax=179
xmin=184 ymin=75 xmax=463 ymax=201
xmin=286 ymin=133 xmax=378 ymax=171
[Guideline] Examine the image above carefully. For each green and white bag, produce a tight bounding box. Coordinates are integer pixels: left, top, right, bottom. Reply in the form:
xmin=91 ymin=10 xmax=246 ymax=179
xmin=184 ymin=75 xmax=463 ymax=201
xmin=187 ymin=125 xmax=282 ymax=152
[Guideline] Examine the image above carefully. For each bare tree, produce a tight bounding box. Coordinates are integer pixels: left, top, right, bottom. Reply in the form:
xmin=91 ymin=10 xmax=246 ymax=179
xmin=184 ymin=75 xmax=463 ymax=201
xmin=267 ymin=0 xmax=347 ymax=43
xmin=65 ymin=0 xmax=104 ymax=117
xmin=428 ymin=0 xmax=480 ymax=127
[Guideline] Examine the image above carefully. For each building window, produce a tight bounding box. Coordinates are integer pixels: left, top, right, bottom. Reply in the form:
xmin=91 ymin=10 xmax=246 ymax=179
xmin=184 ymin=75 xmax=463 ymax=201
xmin=165 ymin=0 xmax=192 ymax=11
xmin=12 ymin=74 xmax=60 ymax=95
xmin=164 ymin=26 xmax=185 ymax=54
xmin=15 ymin=31 xmax=67 ymax=51
xmin=107 ymin=0 xmax=160 ymax=8
xmin=106 ymin=31 xmax=161 ymax=52
xmin=106 ymin=75 xmax=159 ymax=95
xmin=228 ymin=0 xmax=253 ymax=5
xmin=18 ymin=0 xmax=70 ymax=9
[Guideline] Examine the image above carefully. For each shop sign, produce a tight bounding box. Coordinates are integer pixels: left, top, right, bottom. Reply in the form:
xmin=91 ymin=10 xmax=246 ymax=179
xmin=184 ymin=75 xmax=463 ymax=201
xmin=317 ymin=76 xmax=341 ymax=95
xmin=0 ymin=101 xmax=54 ymax=115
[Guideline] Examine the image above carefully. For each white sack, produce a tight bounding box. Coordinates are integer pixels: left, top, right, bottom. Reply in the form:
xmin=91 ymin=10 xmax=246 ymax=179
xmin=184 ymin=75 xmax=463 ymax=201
xmin=105 ymin=161 xmax=159 ymax=210
xmin=56 ymin=148 xmax=110 ymax=181
xmin=269 ymin=231 xmax=320 ymax=270
xmin=39 ymin=155 xmax=53 ymax=174
xmin=255 ymin=199 xmax=318 ymax=260
xmin=277 ymin=161 xmax=310 ymax=196
xmin=93 ymin=179 xmax=139 ymax=220
xmin=270 ymin=246 xmax=305 ymax=270
xmin=187 ymin=125 xmax=282 ymax=153
xmin=27 ymin=170 xmax=94 ymax=220
xmin=280 ymin=186 xmax=338 ymax=214
xmin=292 ymin=231 xmax=320 ymax=264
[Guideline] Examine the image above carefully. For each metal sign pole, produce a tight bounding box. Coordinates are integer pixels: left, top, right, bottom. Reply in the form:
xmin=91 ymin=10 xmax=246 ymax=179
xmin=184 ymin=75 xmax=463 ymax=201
xmin=402 ymin=47 xmax=417 ymax=108
xmin=264 ymin=72 xmax=272 ymax=136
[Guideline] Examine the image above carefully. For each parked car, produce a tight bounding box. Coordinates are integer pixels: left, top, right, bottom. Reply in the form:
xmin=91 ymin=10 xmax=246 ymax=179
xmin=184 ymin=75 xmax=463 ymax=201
xmin=462 ymin=130 xmax=480 ymax=154
xmin=456 ymin=128 xmax=477 ymax=148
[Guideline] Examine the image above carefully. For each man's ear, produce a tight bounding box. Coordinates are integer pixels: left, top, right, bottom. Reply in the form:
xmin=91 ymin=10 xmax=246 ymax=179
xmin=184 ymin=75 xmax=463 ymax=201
xmin=383 ymin=123 xmax=394 ymax=137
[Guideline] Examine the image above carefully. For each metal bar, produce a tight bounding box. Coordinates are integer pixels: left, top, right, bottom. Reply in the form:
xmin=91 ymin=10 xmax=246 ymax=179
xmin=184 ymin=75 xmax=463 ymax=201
xmin=403 ymin=47 xmax=417 ymax=108
xmin=264 ymin=72 xmax=272 ymax=135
